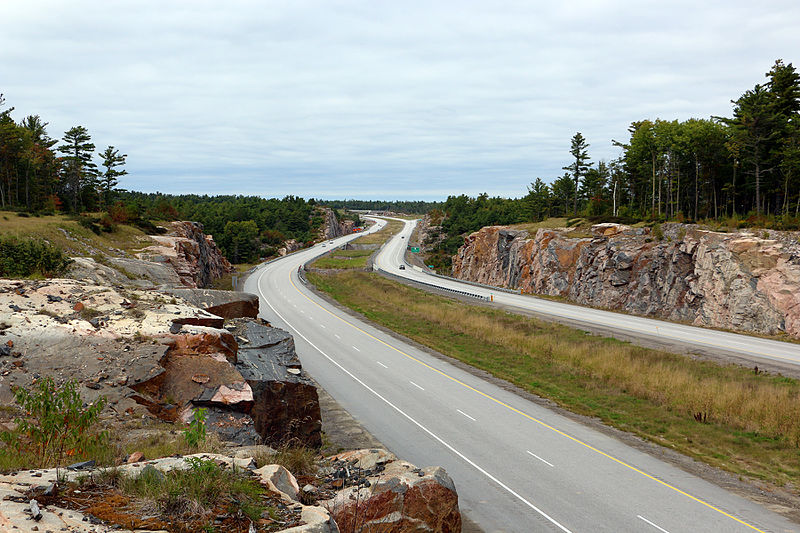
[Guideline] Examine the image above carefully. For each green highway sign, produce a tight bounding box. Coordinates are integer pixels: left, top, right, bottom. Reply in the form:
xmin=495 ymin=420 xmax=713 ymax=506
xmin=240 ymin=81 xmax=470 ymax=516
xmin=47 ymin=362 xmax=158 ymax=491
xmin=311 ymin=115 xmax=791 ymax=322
xmin=410 ymin=247 xmax=420 ymax=253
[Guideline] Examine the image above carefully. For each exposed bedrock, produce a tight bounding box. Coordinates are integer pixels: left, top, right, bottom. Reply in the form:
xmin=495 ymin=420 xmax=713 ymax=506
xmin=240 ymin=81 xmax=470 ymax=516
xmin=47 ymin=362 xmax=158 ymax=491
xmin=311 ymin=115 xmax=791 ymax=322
xmin=1 ymin=280 xmax=320 ymax=448
xmin=164 ymin=288 xmax=260 ymax=319
xmin=451 ymin=223 xmax=800 ymax=338
xmin=138 ymin=221 xmax=234 ymax=288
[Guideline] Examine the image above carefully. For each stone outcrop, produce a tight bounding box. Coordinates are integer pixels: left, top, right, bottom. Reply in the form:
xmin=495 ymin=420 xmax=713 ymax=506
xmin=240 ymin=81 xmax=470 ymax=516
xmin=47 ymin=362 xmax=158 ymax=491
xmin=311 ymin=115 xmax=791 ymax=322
xmin=0 ymin=280 xmax=320 ymax=448
xmin=138 ymin=221 xmax=233 ymax=288
xmin=163 ymin=288 xmax=259 ymax=319
xmin=321 ymin=449 xmax=461 ymax=533
xmin=279 ymin=239 xmax=303 ymax=256
xmin=68 ymin=256 xmax=180 ymax=288
xmin=234 ymin=321 xmax=322 ymax=447
xmin=451 ymin=223 xmax=800 ymax=338
xmin=319 ymin=208 xmax=355 ymax=241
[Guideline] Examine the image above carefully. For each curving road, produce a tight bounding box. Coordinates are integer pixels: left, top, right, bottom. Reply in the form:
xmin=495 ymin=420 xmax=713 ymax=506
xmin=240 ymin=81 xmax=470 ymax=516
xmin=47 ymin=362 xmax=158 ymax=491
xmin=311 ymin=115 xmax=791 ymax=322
xmin=245 ymin=217 xmax=799 ymax=533
xmin=375 ymin=218 xmax=800 ymax=370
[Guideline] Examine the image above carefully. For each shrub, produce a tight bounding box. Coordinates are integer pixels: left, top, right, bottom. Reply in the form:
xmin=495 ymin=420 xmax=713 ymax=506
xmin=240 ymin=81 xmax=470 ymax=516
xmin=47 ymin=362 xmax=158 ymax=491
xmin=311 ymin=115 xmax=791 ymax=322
xmin=651 ymin=222 xmax=664 ymax=241
xmin=0 ymin=235 xmax=73 ymax=278
xmin=0 ymin=377 xmax=108 ymax=468
xmin=183 ymin=408 xmax=207 ymax=448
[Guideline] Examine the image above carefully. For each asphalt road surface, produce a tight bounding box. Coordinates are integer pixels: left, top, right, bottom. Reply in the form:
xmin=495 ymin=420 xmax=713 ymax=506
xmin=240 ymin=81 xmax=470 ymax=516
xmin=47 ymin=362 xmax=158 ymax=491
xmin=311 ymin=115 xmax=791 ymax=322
xmin=245 ymin=218 xmax=799 ymax=533
xmin=375 ymin=218 xmax=800 ymax=371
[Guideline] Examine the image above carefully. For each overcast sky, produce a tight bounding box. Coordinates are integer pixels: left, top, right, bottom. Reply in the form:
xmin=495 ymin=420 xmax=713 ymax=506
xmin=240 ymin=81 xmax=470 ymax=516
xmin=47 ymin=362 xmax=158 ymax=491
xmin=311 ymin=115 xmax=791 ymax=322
xmin=2 ymin=1 xmax=799 ymax=201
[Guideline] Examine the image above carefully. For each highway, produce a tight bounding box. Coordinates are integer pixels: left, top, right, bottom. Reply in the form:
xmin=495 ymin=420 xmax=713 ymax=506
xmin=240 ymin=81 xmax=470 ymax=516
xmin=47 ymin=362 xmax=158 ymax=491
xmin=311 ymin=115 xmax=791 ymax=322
xmin=245 ymin=217 xmax=799 ymax=533
xmin=375 ymin=218 xmax=800 ymax=370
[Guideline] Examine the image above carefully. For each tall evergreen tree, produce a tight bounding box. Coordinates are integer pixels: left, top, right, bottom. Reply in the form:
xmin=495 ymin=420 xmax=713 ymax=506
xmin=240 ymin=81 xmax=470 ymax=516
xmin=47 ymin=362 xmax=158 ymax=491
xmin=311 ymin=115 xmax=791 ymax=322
xmin=57 ymin=126 xmax=97 ymax=211
xmin=563 ymin=132 xmax=591 ymax=215
xmin=724 ymin=86 xmax=778 ymax=215
xmin=99 ymin=146 xmax=127 ymax=208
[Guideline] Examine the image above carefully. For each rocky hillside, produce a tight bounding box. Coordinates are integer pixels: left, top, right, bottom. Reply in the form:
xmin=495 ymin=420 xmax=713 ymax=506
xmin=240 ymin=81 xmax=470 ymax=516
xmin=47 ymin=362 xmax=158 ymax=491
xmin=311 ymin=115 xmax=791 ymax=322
xmin=0 ymin=279 xmax=317 ymax=447
xmin=451 ymin=222 xmax=800 ymax=339
xmin=0 ymin=448 xmax=460 ymax=533
xmin=68 ymin=221 xmax=233 ymax=289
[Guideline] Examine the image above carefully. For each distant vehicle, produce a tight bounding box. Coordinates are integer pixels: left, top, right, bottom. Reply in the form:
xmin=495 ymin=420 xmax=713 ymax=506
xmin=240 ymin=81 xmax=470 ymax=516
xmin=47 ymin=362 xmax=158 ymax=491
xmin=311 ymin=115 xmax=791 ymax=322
xmin=401 ymin=236 xmax=405 ymax=239
xmin=321 ymin=243 xmax=326 ymax=247
xmin=399 ymin=264 xmax=406 ymax=270
xmin=329 ymin=241 xmax=334 ymax=244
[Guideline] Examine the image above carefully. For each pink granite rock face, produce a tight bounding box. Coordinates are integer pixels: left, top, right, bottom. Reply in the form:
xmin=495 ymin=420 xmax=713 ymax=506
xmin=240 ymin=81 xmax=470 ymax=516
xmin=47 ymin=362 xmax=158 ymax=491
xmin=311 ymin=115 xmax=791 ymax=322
xmin=451 ymin=223 xmax=800 ymax=338
xmin=139 ymin=221 xmax=233 ymax=288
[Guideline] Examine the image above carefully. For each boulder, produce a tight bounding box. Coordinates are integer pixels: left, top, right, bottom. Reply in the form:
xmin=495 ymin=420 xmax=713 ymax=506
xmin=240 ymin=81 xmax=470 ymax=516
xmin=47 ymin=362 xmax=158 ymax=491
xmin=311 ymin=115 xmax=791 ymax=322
xmin=280 ymin=505 xmax=340 ymax=533
xmin=254 ymin=464 xmax=300 ymax=501
xmin=331 ymin=449 xmax=397 ymax=470
xmin=234 ymin=321 xmax=322 ymax=447
xmin=322 ymin=455 xmax=461 ymax=533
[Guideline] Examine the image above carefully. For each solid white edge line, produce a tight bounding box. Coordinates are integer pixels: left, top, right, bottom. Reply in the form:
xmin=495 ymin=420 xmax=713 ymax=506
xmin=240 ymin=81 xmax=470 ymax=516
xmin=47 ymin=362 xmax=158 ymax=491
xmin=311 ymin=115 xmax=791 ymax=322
xmin=409 ymin=380 xmax=425 ymax=391
xmin=256 ymin=267 xmax=573 ymax=533
xmin=526 ymin=450 xmax=554 ymax=468
xmin=457 ymin=408 xmax=476 ymax=421
xmin=637 ymin=515 xmax=671 ymax=533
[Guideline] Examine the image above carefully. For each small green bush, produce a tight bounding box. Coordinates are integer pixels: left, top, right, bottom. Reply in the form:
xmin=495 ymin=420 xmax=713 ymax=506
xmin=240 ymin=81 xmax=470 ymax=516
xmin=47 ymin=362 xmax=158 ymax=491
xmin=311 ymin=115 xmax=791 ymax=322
xmin=0 ymin=377 xmax=108 ymax=468
xmin=0 ymin=235 xmax=73 ymax=278
xmin=183 ymin=408 xmax=208 ymax=448
xmin=651 ymin=223 xmax=664 ymax=241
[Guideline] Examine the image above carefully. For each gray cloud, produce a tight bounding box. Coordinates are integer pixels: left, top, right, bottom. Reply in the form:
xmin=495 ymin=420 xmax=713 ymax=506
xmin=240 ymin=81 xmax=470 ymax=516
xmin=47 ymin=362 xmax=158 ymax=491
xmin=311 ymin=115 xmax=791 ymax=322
xmin=2 ymin=0 xmax=799 ymax=200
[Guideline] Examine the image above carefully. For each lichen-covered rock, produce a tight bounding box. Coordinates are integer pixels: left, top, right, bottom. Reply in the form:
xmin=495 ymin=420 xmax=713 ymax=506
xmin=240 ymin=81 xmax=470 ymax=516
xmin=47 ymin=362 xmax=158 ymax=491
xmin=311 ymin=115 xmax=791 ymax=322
xmin=451 ymin=223 xmax=800 ymax=338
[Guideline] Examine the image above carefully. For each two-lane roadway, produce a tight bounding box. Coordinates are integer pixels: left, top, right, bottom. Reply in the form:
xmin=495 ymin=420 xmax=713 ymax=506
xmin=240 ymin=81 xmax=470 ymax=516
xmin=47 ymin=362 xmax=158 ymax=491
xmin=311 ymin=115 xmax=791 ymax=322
xmin=245 ymin=217 xmax=798 ymax=532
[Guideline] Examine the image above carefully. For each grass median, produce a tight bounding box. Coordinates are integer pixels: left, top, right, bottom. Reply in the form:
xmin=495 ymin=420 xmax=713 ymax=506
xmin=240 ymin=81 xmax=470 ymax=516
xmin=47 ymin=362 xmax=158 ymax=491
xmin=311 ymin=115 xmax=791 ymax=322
xmin=310 ymin=248 xmax=373 ymax=270
xmin=353 ymin=218 xmax=405 ymax=244
xmin=307 ymin=270 xmax=800 ymax=492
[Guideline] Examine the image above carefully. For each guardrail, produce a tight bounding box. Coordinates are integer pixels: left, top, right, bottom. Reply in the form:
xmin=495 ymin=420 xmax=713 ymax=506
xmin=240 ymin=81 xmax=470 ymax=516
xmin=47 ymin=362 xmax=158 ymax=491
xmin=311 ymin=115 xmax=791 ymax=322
xmin=375 ymin=266 xmax=490 ymax=301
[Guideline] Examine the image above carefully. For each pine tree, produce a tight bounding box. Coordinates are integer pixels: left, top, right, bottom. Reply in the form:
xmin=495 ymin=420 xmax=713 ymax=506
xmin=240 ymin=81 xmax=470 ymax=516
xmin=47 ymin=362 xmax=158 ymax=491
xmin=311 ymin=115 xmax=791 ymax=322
xmin=563 ymin=132 xmax=591 ymax=215
xmin=99 ymin=146 xmax=127 ymax=208
xmin=57 ymin=126 xmax=97 ymax=211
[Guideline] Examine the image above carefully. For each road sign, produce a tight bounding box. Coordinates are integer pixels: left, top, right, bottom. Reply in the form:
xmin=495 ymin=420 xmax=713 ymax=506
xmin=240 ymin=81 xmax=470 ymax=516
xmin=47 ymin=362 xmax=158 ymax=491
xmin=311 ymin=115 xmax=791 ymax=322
xmin=410 ymin=247 xmax=420 ymax=253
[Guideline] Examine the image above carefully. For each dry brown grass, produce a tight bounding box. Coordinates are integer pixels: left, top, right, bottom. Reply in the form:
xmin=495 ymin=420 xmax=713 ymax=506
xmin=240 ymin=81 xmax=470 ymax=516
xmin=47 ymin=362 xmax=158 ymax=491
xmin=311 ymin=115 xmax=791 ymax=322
xmin=309 ymin=270 xmax=800 ymax=490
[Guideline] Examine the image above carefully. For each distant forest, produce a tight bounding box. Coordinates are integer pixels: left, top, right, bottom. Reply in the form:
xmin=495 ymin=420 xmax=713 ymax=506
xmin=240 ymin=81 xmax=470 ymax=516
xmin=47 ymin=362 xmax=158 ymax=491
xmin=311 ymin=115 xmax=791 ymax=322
xmin=322 ymin=199 xmax=441 ymax=213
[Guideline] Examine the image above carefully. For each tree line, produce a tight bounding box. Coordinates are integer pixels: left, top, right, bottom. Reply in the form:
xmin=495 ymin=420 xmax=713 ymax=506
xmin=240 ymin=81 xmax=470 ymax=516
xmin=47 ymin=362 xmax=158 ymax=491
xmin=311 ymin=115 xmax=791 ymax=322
xmin=322 ymin=199 xmax=441 ymax=214
xmin=526 ymin=59 xmax=800 ymax=223
xmin=116 ymin=192 xmax=325 ymax=263
xmin=0 ymin=95 xmax=127 ymax=213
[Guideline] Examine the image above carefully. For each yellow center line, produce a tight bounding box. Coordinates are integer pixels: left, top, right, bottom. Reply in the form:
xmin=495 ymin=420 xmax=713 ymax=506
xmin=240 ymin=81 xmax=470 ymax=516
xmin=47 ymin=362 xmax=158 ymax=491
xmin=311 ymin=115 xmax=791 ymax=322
xmin=289 ymin=273 xmax=768 ymax=533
